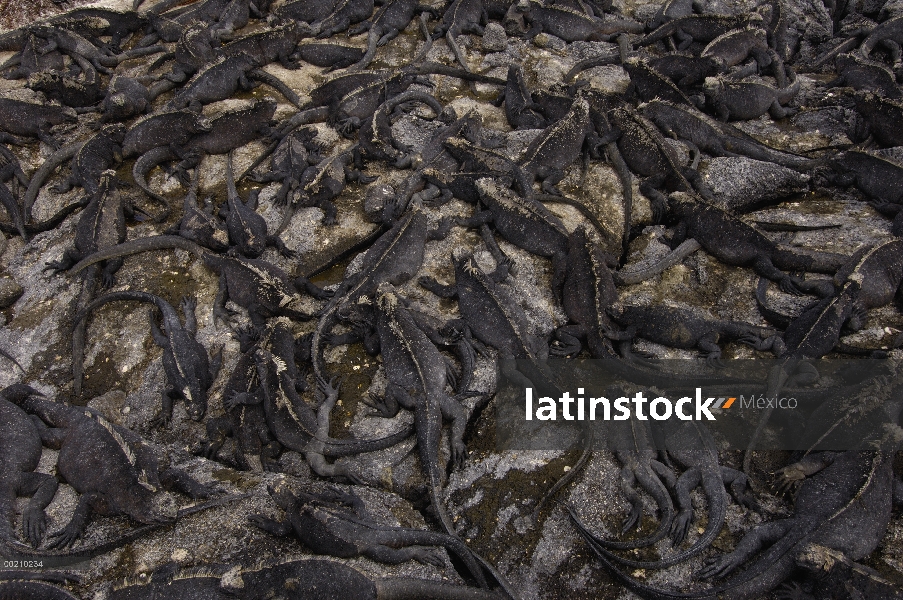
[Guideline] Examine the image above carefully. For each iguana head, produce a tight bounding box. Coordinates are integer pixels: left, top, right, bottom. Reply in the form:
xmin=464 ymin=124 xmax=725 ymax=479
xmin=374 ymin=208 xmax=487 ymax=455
xmin=126 ymin=487 xmax=178 ymax=525
xmin=181 ymin=382 xmax=208 ymax=422
xmin=375 ymin=283 xmax=399 ymax=312
xmin=267 ymin=481 xmax=298 ymax=510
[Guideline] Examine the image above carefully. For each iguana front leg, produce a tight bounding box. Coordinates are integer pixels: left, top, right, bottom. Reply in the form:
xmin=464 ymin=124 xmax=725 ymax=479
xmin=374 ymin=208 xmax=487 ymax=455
xmin=19 ymin=471 xmax=58 ymax=547
xmin=47 ymin=492 xmax=105 ymax=549
xmin=698 ymin=519 xmax=794 ymax=579
xmin=248 ymin=514 xmax=293 ymax=536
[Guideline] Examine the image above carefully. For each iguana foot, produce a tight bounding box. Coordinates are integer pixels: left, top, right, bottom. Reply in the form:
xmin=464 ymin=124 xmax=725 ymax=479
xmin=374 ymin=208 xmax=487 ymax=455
xmin=46 ymin=521 xmax=82 ymax=549
xmin=413 ymin=548 xmax=445 ymax=568
xmin=698 ymin=553 xmax=742 ymax=579
xmin=22 ymin=508 xmax=47 ymax=547
xmin=670 ymin=509 xmax=693 ymax=545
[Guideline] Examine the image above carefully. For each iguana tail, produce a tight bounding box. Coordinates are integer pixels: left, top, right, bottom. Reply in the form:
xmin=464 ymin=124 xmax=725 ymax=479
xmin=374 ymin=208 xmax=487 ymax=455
xmin=73 ymin=290 xmax=178 ymax=328
xmin=375 ymin=578 xmax=502 ymax=600
xmin=588 ymin=474 xmax=727 ymax=568
xmin=0 ymin=494 xmax=249 ymax=565
xmin=22 ymin=141 xmax=84 ymax=223
xmin=69 ymin=235 xmax=207 ymax=275
xmin=132 ymin=145 xmax=177 ymax=221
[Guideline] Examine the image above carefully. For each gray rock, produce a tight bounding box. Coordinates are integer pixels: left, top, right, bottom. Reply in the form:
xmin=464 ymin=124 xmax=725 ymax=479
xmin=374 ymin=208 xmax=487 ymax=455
xmin=701 ymin=157 xmax=811 ymax=211
xmin=0 ymin=275 xmax=22 ymax=308
xmin=533 ymin=32 xmax=566 ymax=50
xmin=482 ymin=22 xmax=508 ymax=52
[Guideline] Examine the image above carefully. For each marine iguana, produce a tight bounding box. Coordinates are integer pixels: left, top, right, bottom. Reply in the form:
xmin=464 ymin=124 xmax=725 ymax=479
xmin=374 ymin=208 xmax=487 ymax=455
xmin=458 ymin=178 xmax=570 ymax=296
xmin=606 ymin=303 xmax=776 ymax=361
xmin=0 ymin=385 xmax=58 ymax=548
xmin=604 ymin=105 xmax=711 ymax=220
xmin=511 ymin=0 xmax=644 ymax=42
xmin=277 ymin=148 xmax=376 ymax=228
xmin=163 ymin=52 xmax=253 ymax=110
xmin=121 ymin=109 xmax=212 ymax=176
xmin=26 ymin=70 xmax=103 ymax=109
xmin=347 ymin=0 xmax=438 ymax=71
xmin=163 ymin=167 xmax=230 ymax=252
xmin=826 ymin=52 xmax=901 ymax=98
xmin=310 ymin=203 xmax=439 ymax=383
xmin=247 ymin=127 xmax=324 ymax=206
xmin=97 ymin=75 xmax=153 ymax=125
xmin=640 ymin=100 xmax=820 ymax=171
xmin=517 ymin=96 xmax=599 ymax=196
xmin=550 ymin=227 xmax=620 ymax=359
xmin=44 ymin=171 xmax=144 ymax=398
xmin=571 ymin=423 xmax=903 ymax=600
xmin=637 ymin=13 xmax=764 ymax=50
xmin=9 ymin=393 xmax=218 ymax=548
xmin=431 ymin=0 xmax=485 ymax=71
xmin=0 ymin=99 xmax=77 ymax=148
xmin=44 ymin=171 xmax=136 ymax=288
xmin=293 ymin=41 xmax=366 ymax=70
xmin=496 ymin=64 xmax=549 ymax=130
xmin=194 ymin=325 xmax=279 ymax=472
xmin=357 ymin=91 xmax=445 ymax=168
xmin=703 ymin=75 xmax=799 ymax=121
xmin=49 ymin=125 xmax=126 ymax=200
xmin=313 ymin=0 xmax=375 ymax=39
xmin=220 ymin=151 xmax=293 ymax=259
xmin=587 ymin=419 xmax=758 ymax=569
xmin=69 ymin=235 xmax=333 ymax=327
xmin=664 ymin=192 xmax=848 ymax=294
xmin=250 ymin=319 xmax=415 ymax=476
xmin=418 ymin=249 xmax=558 ymax=397
xmin=0 ymin=579 xmax=78 ymax=599
xmin=778 ymin=543 xmax=903 ymax=600
xmin=228 ymin=558 xmax=509 ymax=599
xmin=249 ymin=481 xmax=490 ymax=586
xmin=221 ymin=21 xmax=313 ymax=69
xmin=740 ymin=283 xmax=862 ymax=475
xmin=568 ymin=412 xmax=675 ymax=549
xmin=74 ymin=291 xmax=222 ymax=427
xmin=367 ymin=283 xmax=472 ymax=537
xmin=133 ymin=99 xmax=277 ymax=210
xmin=850 ymin=91 xmax=903 ymax=147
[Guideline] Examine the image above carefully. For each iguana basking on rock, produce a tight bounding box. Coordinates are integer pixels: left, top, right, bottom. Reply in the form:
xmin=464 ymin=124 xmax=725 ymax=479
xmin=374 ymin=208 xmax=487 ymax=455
xmin=249 ymin=319 xmax=415 ymax=479
xmin=573 ymin=423 xmax=903 ymax=600
xmin=68 ymin=235 xmax=333 ymax=327
xmin=228 ymin=558 xmax=510 ymax=599
xmin=250 ymin=482 xmax=490 ymax=586
xmin=8 ymin=393 xmax=218 ymax=549
xmin=367 ymin=283 xmax=472 ymax=537
xmin=74 ymin=291 xmax=222 ymax=427
xmin=194 ymin=325 xmax=279 ymax=473
xmin=0 ymin=385 xmax=58 ymax=548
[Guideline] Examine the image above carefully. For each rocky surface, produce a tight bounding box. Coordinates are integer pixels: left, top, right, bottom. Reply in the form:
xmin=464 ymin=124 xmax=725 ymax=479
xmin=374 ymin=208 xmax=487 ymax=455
xmin=1 ymin=0 xmax=903 ymax=598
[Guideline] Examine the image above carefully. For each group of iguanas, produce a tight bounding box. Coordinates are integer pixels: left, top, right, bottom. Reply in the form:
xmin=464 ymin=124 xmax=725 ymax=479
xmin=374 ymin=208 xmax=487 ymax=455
xmin=1 ymin=0 xmax=903 ymax=597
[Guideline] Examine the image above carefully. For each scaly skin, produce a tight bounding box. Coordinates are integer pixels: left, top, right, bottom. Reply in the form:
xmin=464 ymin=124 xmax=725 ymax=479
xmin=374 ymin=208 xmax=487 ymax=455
xmin=641 ymin=100 xmax=820 ymax=171
xmin=369 ymin=284 xmax=470 ymax=538
xmin=704 ymin=76 xmax=799 ymax=121
xmin=0 ymin=386 xmax=57 ymax=548
xmin=67 ymin=235 xmax=333 ymax=327
xmin=74 ymin=291 xmax=221 ymax=427
xmin=232 ymin=559 xmax=508 ymax=599
xmin=250 ymin=483 xmax=489 ymax=587
xmin=0 ymin=99 xmax=77 ymax=148
xmin=311 ymin=205 xmax=431 ymax=383
xmin=573 ymin=424 xmax=903 ymax=600
xmin=9 ymin=395 xmax=216 ymax=549
xmin=606 ymin=303 xmax=776 ymax=361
